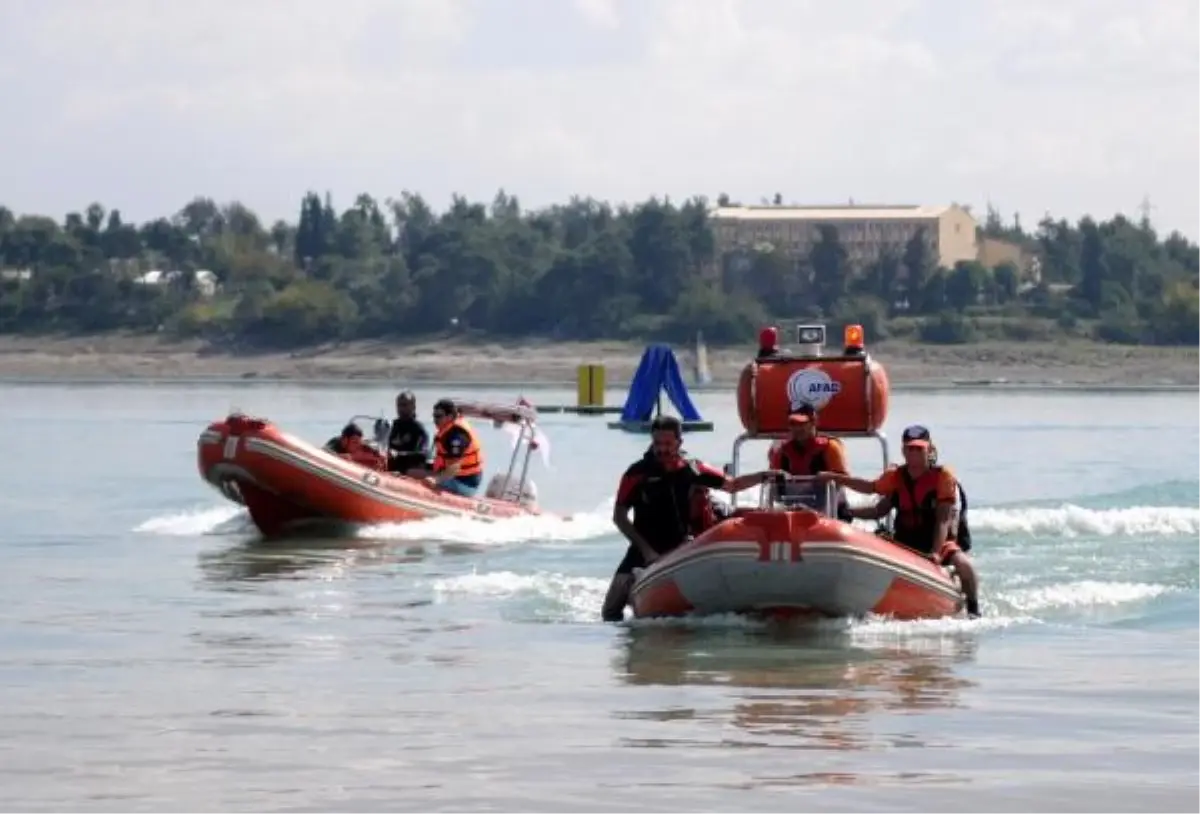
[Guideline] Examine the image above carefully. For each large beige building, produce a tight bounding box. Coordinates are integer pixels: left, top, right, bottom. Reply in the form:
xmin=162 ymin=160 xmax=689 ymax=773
xmin=978 ymin=234 xmax=1040 ymax=282
xmin=710 ymin=204 xmax=980 ymax=270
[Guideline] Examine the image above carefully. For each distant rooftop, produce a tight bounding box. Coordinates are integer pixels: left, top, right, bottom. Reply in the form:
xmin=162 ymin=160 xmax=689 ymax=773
xmin=712 ymin=204 xmax=962 ymax=221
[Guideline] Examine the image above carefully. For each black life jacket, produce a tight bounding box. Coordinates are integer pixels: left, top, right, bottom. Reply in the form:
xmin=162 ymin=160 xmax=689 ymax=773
xmin=891 ymin=466 xmax=972 ymax=554
xmin=631 ymin=454 xmax=708 ymax=551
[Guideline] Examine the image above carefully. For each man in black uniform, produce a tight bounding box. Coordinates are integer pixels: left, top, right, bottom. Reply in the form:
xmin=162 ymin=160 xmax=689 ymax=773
xmin=601 ymin=415 xmax=782 ymax=622
xmin=385 ymin=390 xmax=430 ymax=475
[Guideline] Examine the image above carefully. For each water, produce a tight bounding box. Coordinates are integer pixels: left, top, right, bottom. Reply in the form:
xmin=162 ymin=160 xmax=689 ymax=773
xmin=1 ymin=382 xmax=1197 ymax=812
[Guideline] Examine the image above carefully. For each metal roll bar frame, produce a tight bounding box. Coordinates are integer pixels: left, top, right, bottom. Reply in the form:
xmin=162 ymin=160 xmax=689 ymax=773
xmin=726 ymin=429 xmax=891 ymax=514
xmin=347 ymin=404 xmax=541 ymax=505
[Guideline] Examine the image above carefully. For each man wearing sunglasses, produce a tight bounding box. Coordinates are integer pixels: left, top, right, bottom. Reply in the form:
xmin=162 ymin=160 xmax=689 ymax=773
xmin=601 ymin=415 xmax=783 ymax=622
xmin=817 ymin=425 xmax=980 ymax=618
xmin=426 ymin=398 xmax=485 ymax=497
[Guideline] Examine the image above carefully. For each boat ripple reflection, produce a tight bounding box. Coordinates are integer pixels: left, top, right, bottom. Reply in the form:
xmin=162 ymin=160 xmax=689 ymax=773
xmin=196 ymin=535 xmax=487 ymax=585
xmin=611 ymin=624 xmax=977 ymax=779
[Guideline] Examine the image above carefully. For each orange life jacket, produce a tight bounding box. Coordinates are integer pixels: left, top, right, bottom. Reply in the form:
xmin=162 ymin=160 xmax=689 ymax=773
xmin=772 ymin=436 xmax=833 ymax=475
xmin=341 ymin=438 xmax=387 ymax=471
xmin=432 ymin=418 xmax=484 ymax=478
xmin=890 ymin=466 xmax=949 ymax=555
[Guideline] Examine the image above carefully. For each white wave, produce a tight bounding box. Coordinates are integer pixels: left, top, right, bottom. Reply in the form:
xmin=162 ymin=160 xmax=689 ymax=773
xmin=708 ymin=492 xmax=1196 ymax=538
xmin=620 ymin=602 xmax=1040 ymax=638
xmin=1000 ymin=580 xmax=1171 ymax=613
xmin=432 ymin=570 xmax=607 ymax=622
xmin=134 ymin=505 xmax=247 ymax=536
xmin=847 ymin=612 xmax=1040 ymax=641
xmin=432 ymin=570 xmax=787 ymax=628
xmin=429 ymin=570 xmax=1179 ymax=639
xmin=133 ymin=498 xmax=615 ymax=546
xmin=360 ymin=501 xmax=614 ymax=546
xmin=970 ymin=504 xmax=1200 ymax=538
xmin=429 ymin=569 xmax=1045 ymax=636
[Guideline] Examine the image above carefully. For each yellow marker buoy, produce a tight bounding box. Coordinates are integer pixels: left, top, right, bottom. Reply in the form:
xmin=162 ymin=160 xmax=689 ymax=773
xmin=576 ymin=364 xmax=606 ymax=409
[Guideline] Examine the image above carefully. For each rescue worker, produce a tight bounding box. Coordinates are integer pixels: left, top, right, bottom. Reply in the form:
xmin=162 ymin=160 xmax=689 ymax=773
xmin=426 ymin=398 xmax=485 ymax=497
xmin=816 ymin=425 xmax=980 ymax=618
xmin=323 ymin=422 xmax=387 ymax=470
xmin=767 ymin=403 xmax=853 ymax=520
xmin=324 ymin=422 xmax=361 ymax=454
xmin=601 ymin=415 xmax=783 ymax=623
xmin=643 ymin=444 xmax=734 ymax=537
xmin=386 ymin=390 xmax=431 ymax=475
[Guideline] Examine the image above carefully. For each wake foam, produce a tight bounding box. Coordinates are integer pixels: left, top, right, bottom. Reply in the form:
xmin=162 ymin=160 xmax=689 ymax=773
xmin=969 ymin=504 xmax=1199 ymax=538
xmin=429 ymin=571 xmax=1178 ymax=635
xmin=142 ymin=502 xmax=1196 ymax=541
xmin=134 ymin=505 xmax=248 ymax=536
xmin=724 ymin=489 xmax=1199 ymax=539
xmin=359 ymin=504 xmax=613 ymax=546
xmin=133 ymin=500 xmax=615 ymax=547
xmin=432 ymin=570 xmax=607 ymax=622
xmin=429 ymin=569 xmax=1041 ymax=637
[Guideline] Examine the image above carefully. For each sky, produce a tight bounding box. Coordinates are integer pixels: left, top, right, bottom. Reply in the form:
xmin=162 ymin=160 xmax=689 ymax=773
xmin=2 ymin=0 xmax=1197 ymax=238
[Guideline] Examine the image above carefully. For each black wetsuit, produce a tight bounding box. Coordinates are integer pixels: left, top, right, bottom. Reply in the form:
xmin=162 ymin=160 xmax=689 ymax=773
xmin=387 ymin=417 xmax=430 ymax=473
xmin=612 ymin=455 xmax=726 ymax=575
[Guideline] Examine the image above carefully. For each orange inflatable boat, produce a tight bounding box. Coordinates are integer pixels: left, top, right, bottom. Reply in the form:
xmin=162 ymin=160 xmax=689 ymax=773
xmin=630 ymin=323 xmax=966 ymax=621
xmin=197 ymin=400 xmax=544 ymax=538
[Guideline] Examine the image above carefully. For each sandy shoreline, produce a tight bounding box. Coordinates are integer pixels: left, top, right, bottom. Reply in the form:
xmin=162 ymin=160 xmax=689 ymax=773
xmin=0 ymin=334 xmax=1195 ymax=390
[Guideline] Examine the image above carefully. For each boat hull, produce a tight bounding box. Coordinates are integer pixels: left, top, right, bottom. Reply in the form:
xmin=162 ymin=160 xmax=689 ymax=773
xmin=197 ymin=413 xmax=538 ymax=537
xmin=630 ymin=510 xmax=963 ymax=620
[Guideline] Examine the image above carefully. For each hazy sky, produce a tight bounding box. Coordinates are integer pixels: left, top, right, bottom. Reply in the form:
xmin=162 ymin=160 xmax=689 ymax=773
xmin=2 ymin=0 xmax=1197 ymax=237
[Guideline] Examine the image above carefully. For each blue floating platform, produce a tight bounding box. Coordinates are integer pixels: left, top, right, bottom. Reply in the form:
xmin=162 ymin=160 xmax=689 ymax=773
xmin=609 ymin=344 xmax=711 ymax=433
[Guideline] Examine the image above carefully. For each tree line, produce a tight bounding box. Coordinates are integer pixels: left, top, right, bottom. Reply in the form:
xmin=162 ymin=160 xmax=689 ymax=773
xmin=0 ymin=191 xmax=1196 ymax=348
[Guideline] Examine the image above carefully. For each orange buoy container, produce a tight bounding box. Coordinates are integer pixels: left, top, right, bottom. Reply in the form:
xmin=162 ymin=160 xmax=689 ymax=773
xmin=737 ymin=331 xmax=890 ymax=435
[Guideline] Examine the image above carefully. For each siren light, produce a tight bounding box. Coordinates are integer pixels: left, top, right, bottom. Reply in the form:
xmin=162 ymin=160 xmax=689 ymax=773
xmin=844 ymin=323 xmax=865 ymax=351
xmin=758 ymin=325 xmax=779 ymax=351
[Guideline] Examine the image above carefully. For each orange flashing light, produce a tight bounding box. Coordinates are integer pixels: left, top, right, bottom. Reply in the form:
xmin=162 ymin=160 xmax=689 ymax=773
xmin=844 ymin=324 xmax=865 ymax=350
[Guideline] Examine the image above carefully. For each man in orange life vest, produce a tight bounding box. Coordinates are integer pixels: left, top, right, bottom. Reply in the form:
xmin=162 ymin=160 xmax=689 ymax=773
xmin=767 ymin=403 xmax=853 ymax=520
xmin=602 ymin=415 xmax=782 ymax=622
xmin=425 ymin=398 xmax=485 ymax=497
xmin=817 ymin=425 xmax=981 ymax=618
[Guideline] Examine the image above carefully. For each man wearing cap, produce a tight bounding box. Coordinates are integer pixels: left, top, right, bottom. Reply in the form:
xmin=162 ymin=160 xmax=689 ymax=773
xmin=816 ymin=425 xmax=981 ymax=618
xmin=767 ymin=403 xmax=853 ymax=520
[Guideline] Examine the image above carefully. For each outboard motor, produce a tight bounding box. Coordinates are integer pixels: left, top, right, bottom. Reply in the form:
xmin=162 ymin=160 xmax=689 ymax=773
xmin=485 ymin=473 xmax=538 ymax=507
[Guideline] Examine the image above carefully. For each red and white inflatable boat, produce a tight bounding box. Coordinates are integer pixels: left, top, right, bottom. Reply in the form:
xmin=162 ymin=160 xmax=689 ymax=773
xmin=197 ymin=400 xmax=544 ymax=537
xmin=630 ymin=324 xmax=966 ymax=621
